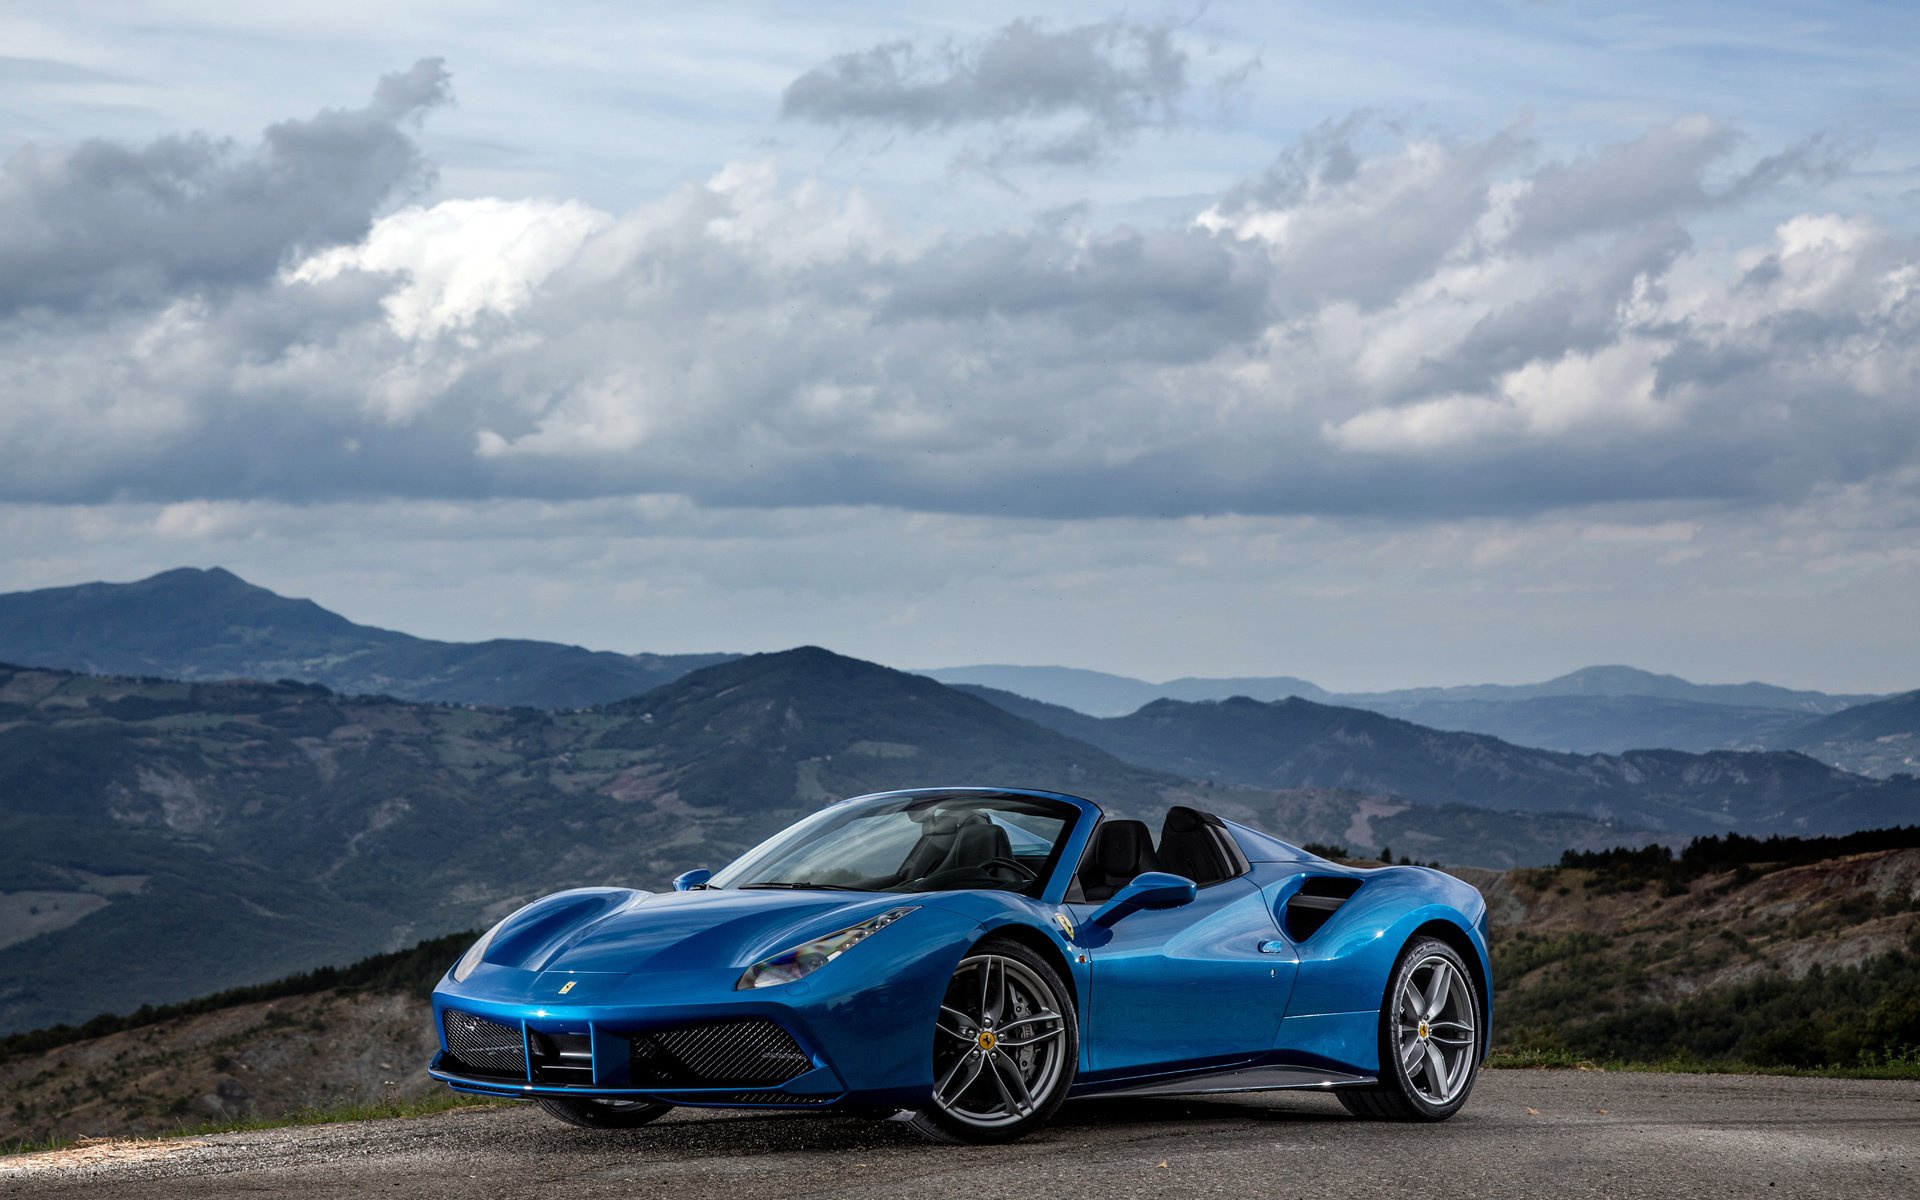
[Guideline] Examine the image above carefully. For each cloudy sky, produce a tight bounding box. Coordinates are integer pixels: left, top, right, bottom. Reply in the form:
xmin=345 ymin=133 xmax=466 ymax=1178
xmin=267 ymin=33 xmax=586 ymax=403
xmin=2 ymin=1 xmax=1918 ymax=692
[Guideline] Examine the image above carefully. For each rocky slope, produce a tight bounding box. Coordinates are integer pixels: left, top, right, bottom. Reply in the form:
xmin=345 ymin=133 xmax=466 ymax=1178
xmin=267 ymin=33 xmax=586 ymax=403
xmin=1 ymin=990 xmax=438 ymax=1147
xmin=1469 ymin=845 xmax=1920 ymax=1064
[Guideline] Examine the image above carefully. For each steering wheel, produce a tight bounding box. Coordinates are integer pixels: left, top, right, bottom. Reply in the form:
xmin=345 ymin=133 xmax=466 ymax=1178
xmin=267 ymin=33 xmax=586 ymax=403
xmin=977 ymin=856 xmax=1039 ymax=884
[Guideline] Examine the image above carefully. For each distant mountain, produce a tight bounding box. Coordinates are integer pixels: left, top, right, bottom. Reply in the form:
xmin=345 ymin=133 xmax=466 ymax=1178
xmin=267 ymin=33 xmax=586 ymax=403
xmin=0 ymin=567 xmax=735 ymax=708
xmin=1338 ymin=664 xmax=1878 ymax=714
xmin=0 ymin=653 xmax=1648 ymax=1031
xmin=1158 ymin=674 xmax=1331 ymax=703
xmin=934 ymin=661 xmax=1881 ymax=756
xmin=1770 ymin=691 xmax=1920 ymax=779
xmin=1357 ymin=694 xmax=1809 ymax=754
xmin=930 ymin=661 xmax=1874 ymax=721
xmin=920 ymin=664 xmax=1327 ymax=716
xmin=960 ymin=688 xmax=1920 ymax=837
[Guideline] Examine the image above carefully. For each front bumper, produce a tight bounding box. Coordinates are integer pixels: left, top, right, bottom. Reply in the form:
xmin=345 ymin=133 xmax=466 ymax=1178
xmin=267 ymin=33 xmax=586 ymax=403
xmin=428 ymin=997 xmax=849 ymax=1108
xmin=429 ymin=905 xmax=981 ymax=1110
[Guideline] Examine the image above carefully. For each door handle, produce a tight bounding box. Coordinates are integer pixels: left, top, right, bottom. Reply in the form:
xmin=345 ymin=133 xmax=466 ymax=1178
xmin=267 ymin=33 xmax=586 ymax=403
xmin=1257 ymin=939 xmax=1288 ymax=954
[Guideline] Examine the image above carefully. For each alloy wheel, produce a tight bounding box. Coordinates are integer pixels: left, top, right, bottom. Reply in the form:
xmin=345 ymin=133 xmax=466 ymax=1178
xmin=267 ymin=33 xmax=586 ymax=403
xmin=930 ymin=952 xmax=1070 ymax=1130
xmin=1392 ymin=953 xmax=1477 ymax=1105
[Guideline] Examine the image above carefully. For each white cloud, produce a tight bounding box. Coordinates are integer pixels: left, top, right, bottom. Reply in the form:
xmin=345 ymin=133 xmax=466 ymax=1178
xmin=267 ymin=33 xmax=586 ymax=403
xmin=1 ymin=64 xmax=1916 ymax=539
xmin=289 ymin=196 xmax=612 ymax=338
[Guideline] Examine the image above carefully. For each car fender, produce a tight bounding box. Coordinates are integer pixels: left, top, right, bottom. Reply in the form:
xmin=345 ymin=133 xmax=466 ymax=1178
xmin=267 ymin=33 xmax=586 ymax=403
xmin=1278 ymin=867 xmax=1490 ymax=1025
xmin=920 ymin=892 xmax=1090 ymax=1025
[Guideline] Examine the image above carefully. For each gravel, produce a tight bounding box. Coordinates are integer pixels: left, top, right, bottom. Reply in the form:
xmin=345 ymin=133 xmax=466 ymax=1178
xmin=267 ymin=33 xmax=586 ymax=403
xmin=4 ymin=1070 xmax=1916 ymax=1199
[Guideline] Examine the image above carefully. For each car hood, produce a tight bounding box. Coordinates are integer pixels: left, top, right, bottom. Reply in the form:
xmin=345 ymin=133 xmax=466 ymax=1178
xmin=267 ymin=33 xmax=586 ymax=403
xmin=494 ymin=888 xmax=914 ymax=976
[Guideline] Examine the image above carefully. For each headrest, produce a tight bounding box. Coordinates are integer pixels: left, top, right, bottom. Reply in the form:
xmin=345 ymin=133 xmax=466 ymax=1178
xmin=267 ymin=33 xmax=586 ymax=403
xmin=1095 ymin=820 xmax=1155 ymax=875
xmin=1163 ymin=805 xmax=1206 ymax=834
xmin=950 ymin=821 xmax=1011 ymax=857
xmin=912 ymin=808 xmax=986 ymax=833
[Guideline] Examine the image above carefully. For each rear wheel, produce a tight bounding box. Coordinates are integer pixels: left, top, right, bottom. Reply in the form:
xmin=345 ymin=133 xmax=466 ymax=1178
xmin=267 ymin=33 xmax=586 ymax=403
xmin=1338 ymin=937 xmax=1480 ymax=1121
xmin=535 ymin=1097 xmax=672 ymax=1129
xmin=908 ymin=938 xmax=1078 ymax=1144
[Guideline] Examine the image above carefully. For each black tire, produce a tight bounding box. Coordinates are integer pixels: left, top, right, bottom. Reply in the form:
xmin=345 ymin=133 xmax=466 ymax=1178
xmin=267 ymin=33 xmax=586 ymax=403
xmin=535 ymin=1096 xmax=672 ymax=1129
xmin=908 ymin=937 xmax=1079 ymax=1145
xmin=1338 ymin=936 xmax=1481 ymax=1122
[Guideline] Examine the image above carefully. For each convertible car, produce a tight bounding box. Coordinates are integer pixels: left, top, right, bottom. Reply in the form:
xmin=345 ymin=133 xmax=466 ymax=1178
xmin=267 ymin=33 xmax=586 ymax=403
xmin=429 ymin=787 xmax=1490 ymax=1143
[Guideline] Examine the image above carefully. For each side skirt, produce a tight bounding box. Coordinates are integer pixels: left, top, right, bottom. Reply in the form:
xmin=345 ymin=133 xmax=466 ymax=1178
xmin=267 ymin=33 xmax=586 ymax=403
xmin=1082 ymin=1063 xmax=1376 ymax=1098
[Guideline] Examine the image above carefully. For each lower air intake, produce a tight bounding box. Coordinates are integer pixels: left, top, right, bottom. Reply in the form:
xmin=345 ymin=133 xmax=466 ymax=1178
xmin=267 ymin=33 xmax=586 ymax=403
xmin=629 ymin=1019 xmax=811 ymax=1087
xmin=443 ymin=1010 xmax=526 ymax=1078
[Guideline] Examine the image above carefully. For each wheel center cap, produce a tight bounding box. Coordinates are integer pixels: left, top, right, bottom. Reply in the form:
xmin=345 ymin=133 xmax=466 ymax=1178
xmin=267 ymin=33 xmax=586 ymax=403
xmin=1417 ymin=1021 xmax=1430 ymax=1040
xmin=977 ymin=1030 xmax=998 ymax=1051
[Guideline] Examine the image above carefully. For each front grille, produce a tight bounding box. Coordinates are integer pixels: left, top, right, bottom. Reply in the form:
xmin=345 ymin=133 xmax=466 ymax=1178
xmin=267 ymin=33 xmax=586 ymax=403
xmin=629 ymin=1019 xmax=811 ymax=1087
xmin=443 ymin=1010 xmax=526 ymax=1078
xmin=713 ymin=1091 xmax=831 ymax=1105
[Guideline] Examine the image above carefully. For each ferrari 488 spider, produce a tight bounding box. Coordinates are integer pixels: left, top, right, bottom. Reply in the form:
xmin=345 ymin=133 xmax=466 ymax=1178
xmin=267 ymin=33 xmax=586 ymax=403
xmin=429 ymin=787 xmax=1491 ymax=1143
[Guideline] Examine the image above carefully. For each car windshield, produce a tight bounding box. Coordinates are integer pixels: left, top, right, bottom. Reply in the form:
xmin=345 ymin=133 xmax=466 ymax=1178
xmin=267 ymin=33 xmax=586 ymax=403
xmin=708 ymin=794 xmax=1079 ymax=896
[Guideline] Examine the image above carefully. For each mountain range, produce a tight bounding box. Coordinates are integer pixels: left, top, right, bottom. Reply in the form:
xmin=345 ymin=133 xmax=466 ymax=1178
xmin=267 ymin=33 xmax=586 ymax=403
xmin=0 ymin=567 xmax=736 ymax=709
xmin=0 ymin=650 xmax=1662 ymax=1032
xmin=1766 ymin=690 xmax=1920 ymax=779
xmin=955 ymin=686 xmax=1920 ymax=835
xmin=1 ymin=566 xmax=1917 ymax=1031
xmin=2 ymin=569 xmax=1907 ymax=765
xmin=926 ymin=662 xmax=1888 ymax=758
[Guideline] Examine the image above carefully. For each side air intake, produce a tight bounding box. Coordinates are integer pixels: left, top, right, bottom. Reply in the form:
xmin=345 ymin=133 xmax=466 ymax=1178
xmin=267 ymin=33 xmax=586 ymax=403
xmin=1283 ymin=877 xmax=1363 ymax=941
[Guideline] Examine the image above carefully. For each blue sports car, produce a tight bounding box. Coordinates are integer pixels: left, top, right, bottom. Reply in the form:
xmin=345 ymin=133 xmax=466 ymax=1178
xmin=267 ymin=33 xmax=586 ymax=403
xmin=429 ymin=787 xmax=1490 ymax=1143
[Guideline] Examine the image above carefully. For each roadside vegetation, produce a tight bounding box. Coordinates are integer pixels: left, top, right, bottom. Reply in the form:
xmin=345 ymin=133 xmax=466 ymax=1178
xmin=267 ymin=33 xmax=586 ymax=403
xmin=1491 ymin=829 xmax=1920 ymax=1078
xmin=1556 ymin=826 xmax=1920 ymax=894
xmin=1493 ymin=948 xmax=1920 ymax=1077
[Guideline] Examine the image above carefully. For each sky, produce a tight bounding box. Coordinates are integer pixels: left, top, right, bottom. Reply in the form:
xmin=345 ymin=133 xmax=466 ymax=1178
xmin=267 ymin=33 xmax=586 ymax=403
xmin=1 ymin=1 xmax=1918 ymax=692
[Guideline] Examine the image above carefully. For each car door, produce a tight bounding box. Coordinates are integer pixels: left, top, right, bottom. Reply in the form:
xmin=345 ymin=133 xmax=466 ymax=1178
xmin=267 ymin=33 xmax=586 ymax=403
xmin=1068 ymin=876 xmax=1297 ymax=1077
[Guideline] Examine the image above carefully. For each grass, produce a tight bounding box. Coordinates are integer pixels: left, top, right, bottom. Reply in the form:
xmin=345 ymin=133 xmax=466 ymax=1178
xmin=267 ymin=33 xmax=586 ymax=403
xmin=1 ymin=1091 xmax=505 ymax=1158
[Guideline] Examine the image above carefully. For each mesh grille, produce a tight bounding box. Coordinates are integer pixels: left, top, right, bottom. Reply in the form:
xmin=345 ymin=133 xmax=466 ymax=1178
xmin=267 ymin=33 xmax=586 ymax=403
xmin=715 ymin=1091 xmax=831 ymax=1105
xmin=630 ymin=1019 xmax=810 ymax=1087
xmin=443 ymin=1010 xmax=526 ymax=1078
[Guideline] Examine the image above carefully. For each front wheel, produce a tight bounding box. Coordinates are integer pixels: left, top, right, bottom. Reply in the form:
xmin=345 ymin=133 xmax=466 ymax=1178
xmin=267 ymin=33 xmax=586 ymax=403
xmin=908 ymin=938 xmax=1078 ymax=1144
xmin=535 ymin=1097 xmax=672 ymax=1129
xmin=1338 ymin=937 xmax=1480 ymax=1121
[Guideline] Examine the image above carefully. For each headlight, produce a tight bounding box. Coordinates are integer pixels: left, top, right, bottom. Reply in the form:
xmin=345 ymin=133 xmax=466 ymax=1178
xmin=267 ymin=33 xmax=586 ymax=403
xmin=451 ymin=913 xmax=514 ymax=983
xmin=736 ymin=907 xmax=917 ymax=990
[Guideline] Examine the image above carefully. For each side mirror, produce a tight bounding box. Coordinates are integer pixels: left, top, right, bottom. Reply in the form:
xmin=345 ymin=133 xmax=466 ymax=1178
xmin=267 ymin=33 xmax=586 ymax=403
xmin=1089 ymin=871 xmax=1197 ymax=928
xmin=672 ymin=868 xmax=713 ymax=892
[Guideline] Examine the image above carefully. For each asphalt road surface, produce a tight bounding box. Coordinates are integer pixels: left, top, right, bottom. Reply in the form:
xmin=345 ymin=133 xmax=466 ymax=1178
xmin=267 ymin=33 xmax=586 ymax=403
xmin=4 ymin=1071 xmax=1915 ymax=1199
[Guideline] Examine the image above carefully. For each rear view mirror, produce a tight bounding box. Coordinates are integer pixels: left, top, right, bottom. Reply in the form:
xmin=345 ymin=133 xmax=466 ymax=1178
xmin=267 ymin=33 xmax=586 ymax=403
xmin=1089 ymin=871 xmax=1197 ymax=927
xmin=673 ymin=868 xmax=712 ymax=891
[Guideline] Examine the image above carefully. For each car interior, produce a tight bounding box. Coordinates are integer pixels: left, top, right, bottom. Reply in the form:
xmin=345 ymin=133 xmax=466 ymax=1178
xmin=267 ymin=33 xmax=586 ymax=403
xmin=880 ymin=809 xmax=1014 ymax=888
xmin=1072 ymin=806 xmax=1248 ymax=901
